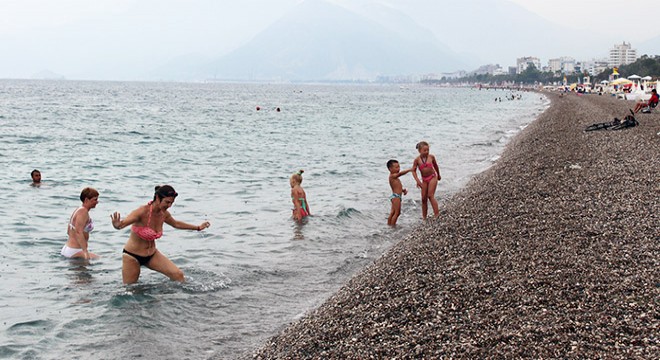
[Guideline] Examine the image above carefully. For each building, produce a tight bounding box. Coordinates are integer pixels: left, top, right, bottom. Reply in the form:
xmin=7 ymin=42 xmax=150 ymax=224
xmin=516 ymin=56 xmax=542 ymax=74
xmin=609 ymin=42 xmax=637 ymax=67
xmin=581 ymin=58 xmax=610 ymax=76
xmin=548 ymin=57 xmax=576 ymax=74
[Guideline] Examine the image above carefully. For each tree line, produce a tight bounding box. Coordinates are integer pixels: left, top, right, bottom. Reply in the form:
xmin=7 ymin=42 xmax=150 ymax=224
xmin=424 ymin=55 xmax=660 ymax=85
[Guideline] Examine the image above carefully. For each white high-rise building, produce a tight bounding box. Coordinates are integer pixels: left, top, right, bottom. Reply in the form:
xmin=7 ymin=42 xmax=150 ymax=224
xmin=549 ymin=57 xmax=576 ymax=74
xmin=609 ymin=42 xmax=637 ymax=67
xmin=516 ymin=56 xmax=542 ymax=74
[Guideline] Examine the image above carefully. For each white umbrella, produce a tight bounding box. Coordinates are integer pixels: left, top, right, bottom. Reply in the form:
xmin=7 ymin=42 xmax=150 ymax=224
xmin=600 ymin=80 xmax=610 ymax=84
xmin=642 ymin=76 xmax=653 ymax=80
xmin=628 ymin=74 xmax=642 ymax=79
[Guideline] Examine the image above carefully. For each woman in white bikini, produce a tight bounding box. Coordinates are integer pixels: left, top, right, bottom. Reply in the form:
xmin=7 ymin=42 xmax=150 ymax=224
xmin=62 ymin=187 xmax=100 ymax=260
xmin=110 ymin=185 xmax=210 ymax=284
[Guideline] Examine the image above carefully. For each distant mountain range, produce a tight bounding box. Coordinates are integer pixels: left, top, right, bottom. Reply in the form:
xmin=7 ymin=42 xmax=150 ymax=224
xmin=149 ymin=0 xmax=657 ymax=82
xmin=200 ymin=0 xmax=465 ymax=81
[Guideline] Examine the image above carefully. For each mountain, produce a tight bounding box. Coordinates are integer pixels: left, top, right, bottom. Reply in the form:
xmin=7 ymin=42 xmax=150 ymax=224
xmin=31 ymin=69 xmax=66 ymax=80
xmin=204 ymin=0 xmax=466 ymax=81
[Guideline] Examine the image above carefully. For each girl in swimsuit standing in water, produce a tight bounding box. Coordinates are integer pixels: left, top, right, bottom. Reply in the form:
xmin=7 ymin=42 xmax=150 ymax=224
xmin=62 ymin=187 xmax=100 ymax=259
xmin=412 ymin=141 xmax=441 ymax=219
xmin=290 ymin=170 xmax=310 ymax=222
xmin=110 ymin=185 xmax=210 ymax=284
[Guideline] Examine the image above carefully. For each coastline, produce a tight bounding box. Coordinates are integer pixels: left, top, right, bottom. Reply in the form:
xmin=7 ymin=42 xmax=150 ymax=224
xmin=247 ymin=93 xmax=659 ymax=359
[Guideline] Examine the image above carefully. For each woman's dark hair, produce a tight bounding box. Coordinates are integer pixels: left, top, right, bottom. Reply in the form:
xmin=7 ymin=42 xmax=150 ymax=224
xmin=80 ymin=187 xmax=99 ymax=202
xmin=154 ymin=185 xmax=178 ymax=201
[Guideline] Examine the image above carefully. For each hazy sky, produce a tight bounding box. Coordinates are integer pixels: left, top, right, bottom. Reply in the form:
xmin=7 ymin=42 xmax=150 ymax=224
xmin=0 ymin=0 xmax=657 ymax=80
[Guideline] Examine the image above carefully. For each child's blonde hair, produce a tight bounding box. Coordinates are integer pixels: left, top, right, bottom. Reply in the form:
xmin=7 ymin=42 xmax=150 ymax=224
xmin=291 ymin=169 xmax=304 ymax=184
xmin=416 ymin=141 xmax=429 ymax=150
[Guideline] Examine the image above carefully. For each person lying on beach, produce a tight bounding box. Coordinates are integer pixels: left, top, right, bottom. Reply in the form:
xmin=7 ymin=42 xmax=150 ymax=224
xmin=412 ymin=141 xmax=441 ymax=219
xmin=387 ymin=159 xmax=412 ymax=226
xmin=290 ymin=170 xmax=310 ymax=222
xmin=110 ymin=185 xmax=210 ymax=284
xmin=633 ymin=88 xmax=659 ymax=113
xmin=62 ymin=187 xmax=100 ymax=259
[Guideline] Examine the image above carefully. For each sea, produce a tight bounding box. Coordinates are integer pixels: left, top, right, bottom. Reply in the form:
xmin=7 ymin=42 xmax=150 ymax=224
xmin=0 ymin=80 xmax=548 ymax=359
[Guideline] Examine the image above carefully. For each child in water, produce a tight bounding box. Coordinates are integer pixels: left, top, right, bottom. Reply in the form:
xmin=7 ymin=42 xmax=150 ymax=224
xmin=290 ymin=170 xmax=310 ymax=221
xmin=412 ymin=141 xmax=441 ymax=219
xmin=387 ymin=160 xmax=413 ymax=226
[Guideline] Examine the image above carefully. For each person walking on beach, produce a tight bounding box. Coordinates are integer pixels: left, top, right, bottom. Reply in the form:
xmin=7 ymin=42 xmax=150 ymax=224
xmin=387 ymin=160 xmax=412 ymax=226
xmin=31 ymin=169 xmax=42 ymax=186
xmin=62 ymin=187 xmax=100 ymax=259
xmin=290 ymin=170 xmax=310 ymax=222
xmin=110 ymin=185 xmax=210 ymax=284
xmin=412 ymin=141 xmax=441 ymax=219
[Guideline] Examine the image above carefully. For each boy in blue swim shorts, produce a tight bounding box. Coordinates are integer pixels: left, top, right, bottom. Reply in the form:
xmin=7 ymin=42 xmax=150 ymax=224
xmin=387 ymin=159 xmax=412 ymax=226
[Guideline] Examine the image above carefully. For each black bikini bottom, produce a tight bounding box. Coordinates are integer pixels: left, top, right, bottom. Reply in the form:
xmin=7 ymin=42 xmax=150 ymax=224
xmin=123 ymin=248 xmax=154 ymax=266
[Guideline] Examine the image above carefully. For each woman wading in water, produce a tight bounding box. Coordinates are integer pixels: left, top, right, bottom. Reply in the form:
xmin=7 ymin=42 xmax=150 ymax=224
xmin=111 ymin=185 xmax=210 ymax=284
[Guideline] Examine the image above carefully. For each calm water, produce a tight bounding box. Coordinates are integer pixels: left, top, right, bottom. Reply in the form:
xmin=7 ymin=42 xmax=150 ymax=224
xmin=0 ymin=80 xmax=548 ymax=359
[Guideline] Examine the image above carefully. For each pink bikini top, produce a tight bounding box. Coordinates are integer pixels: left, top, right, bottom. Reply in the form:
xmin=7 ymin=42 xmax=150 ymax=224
xmin=131 ymin=202 xmax=163 ymax=241
xmin=419 ymin=157 xmax=434 ymax=170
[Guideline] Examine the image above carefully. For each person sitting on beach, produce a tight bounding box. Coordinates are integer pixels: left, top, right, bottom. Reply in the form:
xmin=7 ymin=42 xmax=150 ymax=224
xmin=110 ymin=185 xmax=210 ymax=284
xmin=31 ymin=169 xmax=42 ymax=186
xmin=412 ymin=141 xmax=441 ymax=219
xmin=62 ymin=187 xmax=100 ymax=259
xmin=633 ymin=89 xmax=659 ymax=113
xmin=387 ymin=160 xmax=412 ymax=226
xmin=290 ymin=170 xmax=310 ymax=222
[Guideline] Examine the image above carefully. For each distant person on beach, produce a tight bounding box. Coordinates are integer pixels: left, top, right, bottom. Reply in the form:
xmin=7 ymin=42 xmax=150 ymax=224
xmin=110 ymin=185 xmax=210 ymax=284
xmin=387 ymin=160 xmax=412 ymax=226
xmin=633 ymin=88 xmax=659 ymax=113
xmin=412 ymin=141 xmax=441 ymax=219
xmin=290 ymin=170 xmax=310 ymax=222
xmin=62 ymin=187 xmax=100 ymax=259
xmin=31 ymin=169 xmax=41 ymax=186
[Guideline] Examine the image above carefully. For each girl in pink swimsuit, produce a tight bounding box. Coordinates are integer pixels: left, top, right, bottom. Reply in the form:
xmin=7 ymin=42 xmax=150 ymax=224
xmin=110 ymin=185 xmax=210 ymax=284
xmin=412 ymin=141 xmax=441 ymax=219
xmin=290 ymin=170 xmax=310 ymax=222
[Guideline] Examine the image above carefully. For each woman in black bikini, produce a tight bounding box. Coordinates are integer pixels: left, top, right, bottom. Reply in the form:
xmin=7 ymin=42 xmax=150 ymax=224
xmin=110 ymin=185 xmax=210 ymax=284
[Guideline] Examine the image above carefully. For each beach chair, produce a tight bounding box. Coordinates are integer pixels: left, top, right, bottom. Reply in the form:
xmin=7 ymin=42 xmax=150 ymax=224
xmin=641 ymin=100 xmax=658 ymax=113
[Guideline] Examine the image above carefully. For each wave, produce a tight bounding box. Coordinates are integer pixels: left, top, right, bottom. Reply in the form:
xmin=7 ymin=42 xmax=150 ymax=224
xmin=336 ymin=207 xmax=362 ymax=219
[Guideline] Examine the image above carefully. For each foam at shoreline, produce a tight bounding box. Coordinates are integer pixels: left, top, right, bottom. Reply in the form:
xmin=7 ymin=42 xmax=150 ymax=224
xmin=247 ymin=93 xmax=659 ymax=359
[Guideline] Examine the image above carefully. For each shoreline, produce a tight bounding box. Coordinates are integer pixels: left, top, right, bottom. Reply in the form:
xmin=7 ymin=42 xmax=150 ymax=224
xmin=247 ymin=93 xmax=659 ymax=359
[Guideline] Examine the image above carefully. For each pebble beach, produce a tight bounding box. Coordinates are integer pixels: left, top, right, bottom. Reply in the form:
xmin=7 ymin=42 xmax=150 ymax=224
xmin=249 ymin=92 xmax=659 ymax=359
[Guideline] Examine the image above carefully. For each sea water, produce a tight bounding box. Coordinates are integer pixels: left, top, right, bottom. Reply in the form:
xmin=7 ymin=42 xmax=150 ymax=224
xmin=0 ymin=80 xmax=548 ymax=359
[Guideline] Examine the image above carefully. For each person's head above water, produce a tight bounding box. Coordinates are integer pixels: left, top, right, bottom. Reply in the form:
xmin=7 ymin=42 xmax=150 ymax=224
xmin=290 ymin=170 xmax=304 ymax=187
xmin=80 ymin=187 xmax=99 ymax=202
xmin=416 ymin=141 xmax=430 ymax=156
xmin=387 ymin=159 xmax=400 ymax=172
xmin=31 ymin=169 xmax=41 ymax=183
xmin=153 ymin=185 xmax=178 ymax=201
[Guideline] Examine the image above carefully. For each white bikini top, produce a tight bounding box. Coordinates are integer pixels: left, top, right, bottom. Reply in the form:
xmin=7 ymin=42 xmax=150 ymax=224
xmin=68 ymin=207 xmax=94 ymax=233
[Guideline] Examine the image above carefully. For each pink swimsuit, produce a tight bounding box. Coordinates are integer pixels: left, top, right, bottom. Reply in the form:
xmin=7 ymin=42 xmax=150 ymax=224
xmin=419 ymin=157 xmax=436 ymax=183
xmin=131 ymin=202 xmax=163 ymax=241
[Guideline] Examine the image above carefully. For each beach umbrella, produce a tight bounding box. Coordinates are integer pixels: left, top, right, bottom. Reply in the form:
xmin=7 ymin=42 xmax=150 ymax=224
xmin=600 ymin=80 xmax=610 ymax=84
xmin=611 ymin=78 xmax=632 ymax=85
xmin=627 ymin=74 xmax=641 ymax=80
xmin=642 ymin=76 xmax=653 ymax=80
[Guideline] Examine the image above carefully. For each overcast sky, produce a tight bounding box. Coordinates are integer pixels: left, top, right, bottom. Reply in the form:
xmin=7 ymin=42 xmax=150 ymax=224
xmin=0 ymin=0 xmax=657 ymax=80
